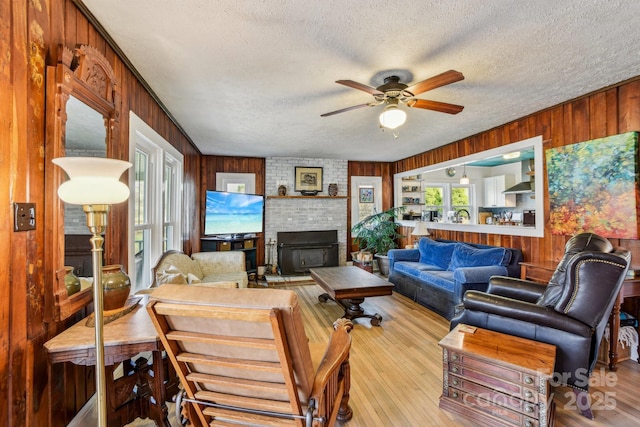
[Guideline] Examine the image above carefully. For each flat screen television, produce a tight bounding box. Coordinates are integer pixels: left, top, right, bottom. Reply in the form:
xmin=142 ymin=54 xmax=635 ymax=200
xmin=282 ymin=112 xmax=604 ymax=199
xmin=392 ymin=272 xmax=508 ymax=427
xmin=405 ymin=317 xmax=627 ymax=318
xmin=204 ymin=190 xmax=264 ymax=237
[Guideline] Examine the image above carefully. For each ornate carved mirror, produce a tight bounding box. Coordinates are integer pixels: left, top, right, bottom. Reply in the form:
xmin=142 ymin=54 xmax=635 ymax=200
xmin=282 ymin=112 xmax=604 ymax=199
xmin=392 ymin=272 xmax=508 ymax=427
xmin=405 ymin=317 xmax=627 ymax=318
xmin=45 ymin=45 xmax=121 ymax=322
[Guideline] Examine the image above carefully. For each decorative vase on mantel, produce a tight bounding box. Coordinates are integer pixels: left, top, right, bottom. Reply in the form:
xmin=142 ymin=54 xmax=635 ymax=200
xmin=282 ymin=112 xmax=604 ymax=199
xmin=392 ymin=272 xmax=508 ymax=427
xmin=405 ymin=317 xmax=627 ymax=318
xmin=278 ymin=184 xmax=287 ymax=196
xmin=328 ymin=183 xmax=338 ymax=196
xmin=102 ymin=264 xmax=131 ymax=311
xmin=64 ymin=266 xmax=81 ymax=296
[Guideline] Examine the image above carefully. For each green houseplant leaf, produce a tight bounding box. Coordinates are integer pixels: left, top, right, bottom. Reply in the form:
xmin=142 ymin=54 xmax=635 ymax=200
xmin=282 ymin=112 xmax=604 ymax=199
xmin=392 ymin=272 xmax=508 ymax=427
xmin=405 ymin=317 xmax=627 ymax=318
xmin=351 ymin=207 xmax=405 ymax=255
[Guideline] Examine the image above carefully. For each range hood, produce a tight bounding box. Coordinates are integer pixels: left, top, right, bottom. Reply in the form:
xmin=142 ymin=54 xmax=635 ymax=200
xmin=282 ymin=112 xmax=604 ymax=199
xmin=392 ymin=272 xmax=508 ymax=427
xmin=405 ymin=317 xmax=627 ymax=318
xmin=503 ymin=181 xmax=534 ymax=194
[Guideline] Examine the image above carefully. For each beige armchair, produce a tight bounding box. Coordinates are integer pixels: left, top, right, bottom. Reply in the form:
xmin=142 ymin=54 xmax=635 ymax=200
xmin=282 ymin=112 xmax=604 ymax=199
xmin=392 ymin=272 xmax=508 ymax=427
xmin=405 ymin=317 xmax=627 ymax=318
xmin=147 ymin=284 xmax=353 ymax=427
xmin=152 ymin=250 xmax=248 ymax=288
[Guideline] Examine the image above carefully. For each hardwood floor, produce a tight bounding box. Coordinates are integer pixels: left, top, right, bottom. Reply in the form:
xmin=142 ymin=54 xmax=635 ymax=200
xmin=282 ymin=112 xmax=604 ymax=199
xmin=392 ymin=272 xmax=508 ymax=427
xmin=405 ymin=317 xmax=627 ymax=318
xmin=122 ymin=283 xmax=640 ymax=426
xmin=289 ymin=284 xmax=640 ymax=427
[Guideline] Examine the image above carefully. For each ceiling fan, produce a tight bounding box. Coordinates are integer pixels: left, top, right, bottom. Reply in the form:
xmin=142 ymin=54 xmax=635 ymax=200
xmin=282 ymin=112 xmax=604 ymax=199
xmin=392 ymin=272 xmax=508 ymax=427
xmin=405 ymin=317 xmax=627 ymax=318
xmin=321 ymin=70 xmax=465 ymax=129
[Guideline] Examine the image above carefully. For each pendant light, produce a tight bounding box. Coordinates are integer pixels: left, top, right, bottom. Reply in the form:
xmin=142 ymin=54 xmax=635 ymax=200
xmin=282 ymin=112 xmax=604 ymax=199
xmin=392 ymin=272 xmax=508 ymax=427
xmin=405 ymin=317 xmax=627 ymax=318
xmin=459 ymin=163 xmax=470 ymax=185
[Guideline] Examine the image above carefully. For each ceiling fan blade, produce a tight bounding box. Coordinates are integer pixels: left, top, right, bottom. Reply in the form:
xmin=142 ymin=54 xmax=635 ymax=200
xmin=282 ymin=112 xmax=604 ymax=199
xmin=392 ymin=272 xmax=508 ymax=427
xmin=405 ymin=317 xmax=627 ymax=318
xmin=321 ymin=103 xmax=377 ymax=117
xmin=407 ymin=99 xmax=464 ymax=114
xmin=404 ymin=70 xmax=464 ymax=96
xmin=335 ymin=80 xmax=384 ymax=96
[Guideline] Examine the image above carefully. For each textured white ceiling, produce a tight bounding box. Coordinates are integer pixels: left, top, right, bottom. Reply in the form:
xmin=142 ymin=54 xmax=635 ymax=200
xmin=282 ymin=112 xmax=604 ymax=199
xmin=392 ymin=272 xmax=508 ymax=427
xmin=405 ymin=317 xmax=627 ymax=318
xmin=81 ymin=0 xmax=640 ymax=162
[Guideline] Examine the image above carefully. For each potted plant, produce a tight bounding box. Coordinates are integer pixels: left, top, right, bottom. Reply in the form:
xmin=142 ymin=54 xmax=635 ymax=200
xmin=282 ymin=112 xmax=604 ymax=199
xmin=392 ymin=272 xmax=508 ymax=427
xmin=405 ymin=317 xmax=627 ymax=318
xmin=351 ymin=206 xmax=405 ymax=275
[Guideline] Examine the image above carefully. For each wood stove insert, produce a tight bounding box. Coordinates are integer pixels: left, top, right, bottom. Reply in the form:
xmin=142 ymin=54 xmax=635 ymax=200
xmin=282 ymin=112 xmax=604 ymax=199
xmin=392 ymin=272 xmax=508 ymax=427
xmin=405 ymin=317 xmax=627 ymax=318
xmin=277 ymin=230 xmax=339 ymax=275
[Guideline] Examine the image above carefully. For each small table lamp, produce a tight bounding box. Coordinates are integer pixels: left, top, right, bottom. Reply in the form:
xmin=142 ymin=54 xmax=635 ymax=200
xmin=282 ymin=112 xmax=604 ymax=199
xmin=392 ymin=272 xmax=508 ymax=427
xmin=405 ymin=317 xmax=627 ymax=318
xmin=53 ymin=157 xmax=132 ymax=427
xmin=411 ymin=221 xmax=431 ymax=247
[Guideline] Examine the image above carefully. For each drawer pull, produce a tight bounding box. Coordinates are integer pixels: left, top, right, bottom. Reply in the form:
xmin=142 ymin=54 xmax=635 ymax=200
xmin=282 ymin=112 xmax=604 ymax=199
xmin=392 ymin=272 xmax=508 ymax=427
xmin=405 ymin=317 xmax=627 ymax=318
xmin=524 ymin=376 xmax=534 ymax=385
xmin=452 ymin=354 xmax=459 ymax=361
xmin=452 ymin=379 xmax=459 ymax=386
xmin=525 ymin=421 xmax=533 ymax=427
xmin=452 ymin=391 xmax=459 ymax=398
xmin=452 ymin=366 xmax=459 ymax=373
xmin=525 ymin=390 xmax=533 ymax=399
xmin=525 ymin=405 xmax=534 ymax=413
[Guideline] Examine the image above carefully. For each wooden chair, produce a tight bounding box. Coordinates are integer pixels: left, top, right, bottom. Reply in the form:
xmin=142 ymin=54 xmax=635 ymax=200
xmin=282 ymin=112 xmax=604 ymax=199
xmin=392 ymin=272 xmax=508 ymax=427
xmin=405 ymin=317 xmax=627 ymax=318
xmin=147 ymin=284 xmax=353 ymax=426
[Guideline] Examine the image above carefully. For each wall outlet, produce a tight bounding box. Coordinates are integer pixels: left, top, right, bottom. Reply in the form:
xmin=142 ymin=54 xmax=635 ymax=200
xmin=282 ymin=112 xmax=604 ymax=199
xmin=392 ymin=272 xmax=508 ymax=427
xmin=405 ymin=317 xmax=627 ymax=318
xmin=14 ymin=203 xmax=36 ymax=231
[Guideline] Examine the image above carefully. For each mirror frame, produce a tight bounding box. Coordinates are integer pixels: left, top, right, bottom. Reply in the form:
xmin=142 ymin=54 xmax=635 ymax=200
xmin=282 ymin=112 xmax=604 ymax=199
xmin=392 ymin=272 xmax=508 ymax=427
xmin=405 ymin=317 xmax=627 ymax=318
xmin=394 ymin=135 xmax=544 ymax=237
xmin=44 ymin=44 xmax=120 ymax=322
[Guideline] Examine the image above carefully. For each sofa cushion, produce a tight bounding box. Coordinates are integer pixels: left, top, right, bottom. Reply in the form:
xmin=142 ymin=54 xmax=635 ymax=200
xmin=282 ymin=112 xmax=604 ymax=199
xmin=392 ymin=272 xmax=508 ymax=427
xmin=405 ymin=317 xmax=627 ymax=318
xmin=202 ymin=271 xmax=249 ymax=287
xmin=448 ymin=244 xmax=511 ymax=271
xmin=394 ymin=261 xmax=444 ymax=279
xmin=192 ymin=251 xmax=246 ymax=275
xmin=186 ymin=273 xmax=202 ymax=284
xmin=418 ymin=239 xmax=458 ymax=270
xmin=156 ymin=265 xmax=188 ymax=285
xmin=419 ymin=270 xmax=455 ymax=292
xmin=157 ymin=252 xmax=204 ymax=279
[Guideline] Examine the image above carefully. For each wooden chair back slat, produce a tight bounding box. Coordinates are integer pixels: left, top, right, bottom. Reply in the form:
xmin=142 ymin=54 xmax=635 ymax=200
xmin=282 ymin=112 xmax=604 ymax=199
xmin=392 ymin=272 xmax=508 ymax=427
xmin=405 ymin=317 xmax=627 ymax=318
xmin=178 ymin=352 xmax=282 ymax=373
xmin=166 ymin=330 xmax=277 ymax=350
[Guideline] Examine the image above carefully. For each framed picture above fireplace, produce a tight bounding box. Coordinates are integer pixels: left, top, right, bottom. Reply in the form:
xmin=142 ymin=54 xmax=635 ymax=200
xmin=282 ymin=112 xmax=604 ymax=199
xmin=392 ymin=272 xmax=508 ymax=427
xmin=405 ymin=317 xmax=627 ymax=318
xmin=294 ymin=166 xmax=323 ymax=195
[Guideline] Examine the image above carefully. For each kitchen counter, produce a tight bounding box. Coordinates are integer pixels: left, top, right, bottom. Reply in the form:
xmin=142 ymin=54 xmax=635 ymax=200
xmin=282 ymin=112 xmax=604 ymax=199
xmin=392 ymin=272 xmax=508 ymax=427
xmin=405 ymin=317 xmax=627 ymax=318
xmin=399 ymin=219 xmax=542 ymax=237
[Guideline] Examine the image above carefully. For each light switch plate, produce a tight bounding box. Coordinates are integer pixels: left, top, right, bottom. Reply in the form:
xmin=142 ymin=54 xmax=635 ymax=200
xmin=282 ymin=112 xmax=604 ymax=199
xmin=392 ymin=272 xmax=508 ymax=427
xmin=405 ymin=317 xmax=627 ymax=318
xmin=14 ymin=202 xmax=36 ymax=231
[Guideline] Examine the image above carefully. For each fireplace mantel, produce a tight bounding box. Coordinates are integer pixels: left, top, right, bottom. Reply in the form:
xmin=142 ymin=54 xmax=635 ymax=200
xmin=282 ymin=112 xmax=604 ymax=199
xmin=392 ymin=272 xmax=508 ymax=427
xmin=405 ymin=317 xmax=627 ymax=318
xmin=267 ymin=195 xmax=347 ymax=199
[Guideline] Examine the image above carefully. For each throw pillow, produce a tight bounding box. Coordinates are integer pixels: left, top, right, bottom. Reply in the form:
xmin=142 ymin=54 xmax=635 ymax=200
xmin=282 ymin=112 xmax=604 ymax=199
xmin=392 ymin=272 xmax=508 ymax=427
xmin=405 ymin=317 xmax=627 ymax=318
xmin=447 ymin=244 xmax=511 ymax=271
xmin=156 ymin=265 xmax=188 ymax=285
xmin=418 ymin=239 xmax=458 ymax=270
xmin=186 ymin=273 xmax=202 ymax=284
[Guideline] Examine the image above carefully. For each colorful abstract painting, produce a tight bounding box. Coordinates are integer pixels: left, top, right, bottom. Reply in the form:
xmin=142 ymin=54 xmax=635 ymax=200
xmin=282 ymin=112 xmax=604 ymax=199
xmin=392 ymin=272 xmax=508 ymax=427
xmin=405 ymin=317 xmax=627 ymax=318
xmin=545 ymin=131 xmax=638 ymax=238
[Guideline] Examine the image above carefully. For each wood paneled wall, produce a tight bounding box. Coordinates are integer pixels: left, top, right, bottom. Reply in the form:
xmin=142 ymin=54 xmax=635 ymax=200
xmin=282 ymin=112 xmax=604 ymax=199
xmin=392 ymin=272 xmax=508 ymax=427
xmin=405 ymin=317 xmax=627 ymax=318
xmin=4 ymin=0 xmax=640 ymax=425
xmin=394 ymin=79 xmax=640 ymax=267
xmin=3 ymin=0 xmax=202 ymax=425
xmin=201 ymin=156 xmax=266 ymax=263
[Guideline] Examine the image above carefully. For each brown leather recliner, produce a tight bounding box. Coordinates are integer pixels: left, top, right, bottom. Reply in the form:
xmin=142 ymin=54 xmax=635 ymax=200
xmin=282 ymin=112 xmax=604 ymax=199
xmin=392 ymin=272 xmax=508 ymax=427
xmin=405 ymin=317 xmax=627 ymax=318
xmin=450 ymin=233 xmax=631 ymax=419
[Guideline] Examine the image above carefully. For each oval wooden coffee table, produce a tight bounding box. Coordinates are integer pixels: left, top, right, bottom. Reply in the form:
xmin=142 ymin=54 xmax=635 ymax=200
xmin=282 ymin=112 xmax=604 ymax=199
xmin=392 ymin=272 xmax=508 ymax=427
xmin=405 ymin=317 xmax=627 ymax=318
xmin=310 ymin=266 xmax=394 ymax=326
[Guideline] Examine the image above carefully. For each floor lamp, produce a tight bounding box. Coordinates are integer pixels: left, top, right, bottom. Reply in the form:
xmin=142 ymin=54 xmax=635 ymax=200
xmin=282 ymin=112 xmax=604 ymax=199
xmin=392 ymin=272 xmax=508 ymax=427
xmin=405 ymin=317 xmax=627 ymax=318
xmin=53 ymin=157 xmax=132 ymax=426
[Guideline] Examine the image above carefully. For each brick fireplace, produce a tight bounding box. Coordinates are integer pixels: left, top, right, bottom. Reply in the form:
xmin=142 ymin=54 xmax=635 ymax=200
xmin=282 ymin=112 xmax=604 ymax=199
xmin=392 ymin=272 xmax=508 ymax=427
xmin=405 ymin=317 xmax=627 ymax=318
xmin=265 ymin=157 xmax=348 ymax=271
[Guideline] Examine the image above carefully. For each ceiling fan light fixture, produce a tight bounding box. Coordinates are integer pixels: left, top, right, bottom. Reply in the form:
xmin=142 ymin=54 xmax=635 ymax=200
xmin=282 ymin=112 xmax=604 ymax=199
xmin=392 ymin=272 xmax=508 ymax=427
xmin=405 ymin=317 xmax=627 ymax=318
xmin=379 ymin=105 xmax=406 ymax=129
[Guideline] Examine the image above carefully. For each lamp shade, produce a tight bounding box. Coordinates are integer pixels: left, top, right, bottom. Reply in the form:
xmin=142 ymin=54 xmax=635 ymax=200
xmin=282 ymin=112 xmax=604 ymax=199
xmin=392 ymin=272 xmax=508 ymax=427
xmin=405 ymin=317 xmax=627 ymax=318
xmin=411 ymin=221 xmax=431 ymax=237
xmin=53 ymin=157 xmax=132 ymax=205
xmin=379 ymin=105 xmax=407 ymax=129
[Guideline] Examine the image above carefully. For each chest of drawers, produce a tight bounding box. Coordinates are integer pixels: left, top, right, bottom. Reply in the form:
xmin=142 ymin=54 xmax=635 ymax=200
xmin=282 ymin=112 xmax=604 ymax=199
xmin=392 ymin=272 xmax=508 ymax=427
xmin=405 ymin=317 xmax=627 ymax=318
xmin=439 ymin=325 xmax=556 ymax=427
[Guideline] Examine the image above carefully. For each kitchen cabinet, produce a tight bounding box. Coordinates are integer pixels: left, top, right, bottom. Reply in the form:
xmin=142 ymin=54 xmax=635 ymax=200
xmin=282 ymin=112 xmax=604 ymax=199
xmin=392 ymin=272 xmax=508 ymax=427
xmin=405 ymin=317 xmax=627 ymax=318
xmin=484 ymin=174 xmax=516 ymax=207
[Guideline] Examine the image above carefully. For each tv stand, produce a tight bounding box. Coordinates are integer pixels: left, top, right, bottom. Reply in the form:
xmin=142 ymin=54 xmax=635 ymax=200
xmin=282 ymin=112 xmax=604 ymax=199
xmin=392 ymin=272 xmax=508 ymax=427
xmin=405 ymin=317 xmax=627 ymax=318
xmin=201 ymin=235 xmax=258 ymax=274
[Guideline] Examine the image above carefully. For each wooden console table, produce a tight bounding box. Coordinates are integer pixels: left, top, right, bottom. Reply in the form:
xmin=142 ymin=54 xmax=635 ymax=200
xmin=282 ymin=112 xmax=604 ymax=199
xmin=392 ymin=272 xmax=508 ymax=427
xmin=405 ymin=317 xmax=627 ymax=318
xmin=439 ymin=324 xmax=556 ymax=427
xmin=44 ymin=297 xmax=179 ymax=426
xmin=520 ymin=261 xmax=640 ymax=370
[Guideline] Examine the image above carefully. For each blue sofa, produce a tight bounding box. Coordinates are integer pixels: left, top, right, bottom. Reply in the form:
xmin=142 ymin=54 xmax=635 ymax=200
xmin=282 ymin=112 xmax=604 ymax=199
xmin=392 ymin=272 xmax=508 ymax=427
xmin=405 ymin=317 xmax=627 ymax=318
xmin=388 ymin=238 xmax=523 ymax=319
